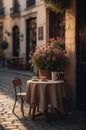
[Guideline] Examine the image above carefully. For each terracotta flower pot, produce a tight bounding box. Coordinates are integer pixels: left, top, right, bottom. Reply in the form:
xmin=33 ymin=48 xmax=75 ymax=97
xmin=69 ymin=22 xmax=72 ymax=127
xmin=39 ymin=69 xmax=51 ymax=79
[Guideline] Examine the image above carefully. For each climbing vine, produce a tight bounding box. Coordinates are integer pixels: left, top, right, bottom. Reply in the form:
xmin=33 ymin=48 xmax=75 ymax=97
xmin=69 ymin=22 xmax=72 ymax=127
xmin=42 ymin=0 xmax=70 ymax=13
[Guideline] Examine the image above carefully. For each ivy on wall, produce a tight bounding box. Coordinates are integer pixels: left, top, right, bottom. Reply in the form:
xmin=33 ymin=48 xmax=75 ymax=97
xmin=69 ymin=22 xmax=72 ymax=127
xmin=42 ymin=0 xmax=70 ymax=13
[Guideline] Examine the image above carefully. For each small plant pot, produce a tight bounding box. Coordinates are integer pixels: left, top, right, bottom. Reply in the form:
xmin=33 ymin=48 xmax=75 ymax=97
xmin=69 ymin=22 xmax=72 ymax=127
xmin=39 ymin=69 xmax=51 ymax=79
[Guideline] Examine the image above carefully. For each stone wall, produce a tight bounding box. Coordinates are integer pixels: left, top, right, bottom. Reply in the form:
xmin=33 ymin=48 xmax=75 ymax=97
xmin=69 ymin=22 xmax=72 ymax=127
xmin=65 ymin=0 xmax=76 ymax=107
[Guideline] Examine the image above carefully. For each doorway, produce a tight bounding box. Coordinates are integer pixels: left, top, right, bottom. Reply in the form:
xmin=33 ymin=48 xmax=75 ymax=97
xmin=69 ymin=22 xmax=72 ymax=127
xmin=26 ymin=18 xmax=36 ymax=61
xmin=76 ymin=0 xmax=86 ymax=109
xmin=12 ymin=26 xmax=20 ymax=57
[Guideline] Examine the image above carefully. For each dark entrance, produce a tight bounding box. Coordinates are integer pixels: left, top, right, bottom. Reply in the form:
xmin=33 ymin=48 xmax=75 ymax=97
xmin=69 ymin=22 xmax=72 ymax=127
xmin=12 ymin=26 xmax=20 ymax=57
xmin=26 ymin=18 xmax=36 ymax=61
xmin=76 ymin=0 xmax=86 ymax=109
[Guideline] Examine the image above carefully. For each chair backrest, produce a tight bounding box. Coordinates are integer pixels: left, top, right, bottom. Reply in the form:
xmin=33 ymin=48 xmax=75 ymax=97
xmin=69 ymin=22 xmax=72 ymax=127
xmin=12 ymin=77 xmax=22 ymax=96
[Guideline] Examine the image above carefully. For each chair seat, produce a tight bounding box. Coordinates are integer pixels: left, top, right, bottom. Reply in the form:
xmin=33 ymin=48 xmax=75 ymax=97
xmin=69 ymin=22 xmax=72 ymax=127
xmin=17 ymin=92 xmax=26 ymax=96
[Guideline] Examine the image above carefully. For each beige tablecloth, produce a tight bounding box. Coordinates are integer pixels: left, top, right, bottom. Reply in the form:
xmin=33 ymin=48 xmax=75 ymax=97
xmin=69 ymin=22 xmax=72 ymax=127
xmin=26 ymin=80 xmax=65 ymax=112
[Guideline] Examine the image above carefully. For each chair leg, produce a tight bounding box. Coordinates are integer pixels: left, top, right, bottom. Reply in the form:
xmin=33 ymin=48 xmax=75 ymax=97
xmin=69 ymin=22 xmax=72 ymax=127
xmin=12 ymin=98 xmax=17 ymax=113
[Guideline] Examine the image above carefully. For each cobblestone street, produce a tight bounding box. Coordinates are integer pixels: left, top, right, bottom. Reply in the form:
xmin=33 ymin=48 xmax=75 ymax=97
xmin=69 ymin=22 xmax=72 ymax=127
xmin=0 ymin=68 xmax=86 ymax=130
xmin=0 ymin=68 xmax=63 ymax=130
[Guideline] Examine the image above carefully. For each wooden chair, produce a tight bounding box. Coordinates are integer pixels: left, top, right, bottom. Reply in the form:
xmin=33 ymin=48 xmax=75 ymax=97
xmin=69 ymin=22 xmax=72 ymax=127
xmin=12 ymin=77 xmax=26 ymax=116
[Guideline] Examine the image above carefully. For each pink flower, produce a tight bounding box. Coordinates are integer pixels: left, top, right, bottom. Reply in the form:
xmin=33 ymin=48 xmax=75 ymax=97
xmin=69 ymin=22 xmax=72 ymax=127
xmin=52 ymin=57 xmax=56 ymax=61
xmin=34 ymin=51 xmax=39 ymax=56
xmin=47 ymin=57 xmax=51 ymax=61
xmin=49 ymin=38 xmax=55 ymax=42
xmin=32 ymin=36 xmax=66 ymax=71
xmin=42 ymin=54 xmax=46 ymax=57
xmin=39 ymin=54 xmax=42 ymax=57
xmin=46 ymin=45 xmax=52 ymax=50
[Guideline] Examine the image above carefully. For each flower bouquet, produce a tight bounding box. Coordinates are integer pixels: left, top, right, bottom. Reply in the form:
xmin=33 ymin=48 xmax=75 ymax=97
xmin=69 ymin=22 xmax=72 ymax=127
xmin=32 ymin=37 xmax=67 ymax=73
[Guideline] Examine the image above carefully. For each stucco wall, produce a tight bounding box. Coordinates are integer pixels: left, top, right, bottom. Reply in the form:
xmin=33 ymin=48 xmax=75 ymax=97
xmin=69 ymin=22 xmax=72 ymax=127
xmin=65 ymin=0 xmax=76 ymax=107
xmin=20 ymin=0 xmax=47 ymax=61
xmin=0 ymin=0 xmax=47 ymax=62
xmin=0 ymin=0 xmax=20 ymax=58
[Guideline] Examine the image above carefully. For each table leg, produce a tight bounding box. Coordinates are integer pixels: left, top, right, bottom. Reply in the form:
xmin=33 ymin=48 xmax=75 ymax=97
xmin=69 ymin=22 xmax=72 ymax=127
xmin=31 ymin=103 xmax=36 ymax=120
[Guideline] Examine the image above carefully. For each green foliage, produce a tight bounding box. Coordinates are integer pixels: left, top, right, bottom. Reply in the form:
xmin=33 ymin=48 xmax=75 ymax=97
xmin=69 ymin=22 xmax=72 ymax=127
xmin=49 ymin=37 xmax=65 ymax=49
xmin=42 ymin=0 xmax=70 ymax=13
xmin=0 ymin=40 xmax=9 ymax=50
xmin=6 ymin=58 xmax=12 ymax=64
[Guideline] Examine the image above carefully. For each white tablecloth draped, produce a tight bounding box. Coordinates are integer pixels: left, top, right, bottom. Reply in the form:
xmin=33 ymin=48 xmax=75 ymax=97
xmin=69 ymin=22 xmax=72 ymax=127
xmin=26 ymin=80 xmax=65 ymax=112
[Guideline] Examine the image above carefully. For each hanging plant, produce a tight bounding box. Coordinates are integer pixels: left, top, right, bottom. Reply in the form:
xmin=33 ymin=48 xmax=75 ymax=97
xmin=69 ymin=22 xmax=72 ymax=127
xmin=0 ymin=40 xmax=9 ymax=51
xmin=42 ymin=0 xmax=70 ymax=13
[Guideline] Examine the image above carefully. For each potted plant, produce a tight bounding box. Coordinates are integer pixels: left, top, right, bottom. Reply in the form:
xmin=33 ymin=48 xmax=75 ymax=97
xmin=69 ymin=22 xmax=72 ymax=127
xmin=0 ymin=40 xmax=9 ymax=66
xmin=6 ymin=58 xmax=13 ymax=69
xmin=32 ymin=37 xmax=67 ymax=79
xmin=0 ymin=40 xmax=9 ymax=51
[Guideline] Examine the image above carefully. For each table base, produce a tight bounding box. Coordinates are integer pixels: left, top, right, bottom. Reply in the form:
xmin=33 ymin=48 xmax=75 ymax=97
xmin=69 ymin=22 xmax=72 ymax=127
xmin=29 ymin=105 xmax=65 ymax=120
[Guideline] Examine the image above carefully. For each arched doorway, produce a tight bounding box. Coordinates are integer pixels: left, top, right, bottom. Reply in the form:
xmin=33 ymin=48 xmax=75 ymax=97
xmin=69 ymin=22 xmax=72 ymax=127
xmin=12 ymin=26 xmax=20 ymax=57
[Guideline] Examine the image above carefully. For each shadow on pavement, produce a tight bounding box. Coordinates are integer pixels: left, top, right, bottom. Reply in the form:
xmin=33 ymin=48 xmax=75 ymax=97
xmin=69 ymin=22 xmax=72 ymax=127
xmin=0 ymin=125 xmax=6 ymax=130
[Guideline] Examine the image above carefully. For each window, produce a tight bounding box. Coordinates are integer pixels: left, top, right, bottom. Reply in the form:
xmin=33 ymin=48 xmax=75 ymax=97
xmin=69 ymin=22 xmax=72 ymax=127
xmin=26 ymin=0 xmax=35 ymax=8
xmin=49 ymin=11 xmax=65 ymax=38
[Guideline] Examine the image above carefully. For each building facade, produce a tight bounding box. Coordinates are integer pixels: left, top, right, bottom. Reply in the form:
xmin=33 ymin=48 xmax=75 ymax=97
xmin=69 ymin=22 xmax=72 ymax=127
xmin=0 ymin=0 xmax=86 ymax=110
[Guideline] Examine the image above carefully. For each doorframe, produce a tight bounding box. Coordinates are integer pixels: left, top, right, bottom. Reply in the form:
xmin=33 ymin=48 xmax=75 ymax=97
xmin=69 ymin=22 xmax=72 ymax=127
xmin=76 ymin=0 xmax=80 ymax=109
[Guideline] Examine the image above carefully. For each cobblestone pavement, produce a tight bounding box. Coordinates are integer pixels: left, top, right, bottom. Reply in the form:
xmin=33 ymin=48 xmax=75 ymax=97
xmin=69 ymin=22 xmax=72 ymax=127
xmin=0 ymin=68 xmax=86 ymax=130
